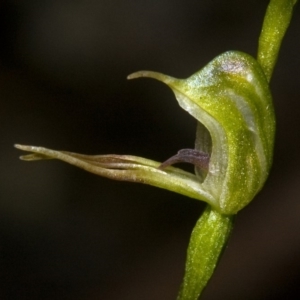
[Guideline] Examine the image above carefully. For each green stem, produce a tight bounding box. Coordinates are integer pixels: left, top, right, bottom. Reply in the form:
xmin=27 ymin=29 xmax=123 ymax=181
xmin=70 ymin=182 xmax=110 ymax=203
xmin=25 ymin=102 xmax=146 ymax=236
xmin=257 ymin=0 xmax=298 ymax=82
xmin=177 ymin=205 xmax=233 ymax=300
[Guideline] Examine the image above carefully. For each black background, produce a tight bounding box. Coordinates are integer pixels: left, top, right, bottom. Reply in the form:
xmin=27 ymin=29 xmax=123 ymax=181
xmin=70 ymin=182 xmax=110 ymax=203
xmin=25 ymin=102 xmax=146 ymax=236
xmin=1 ymin=1 xmax=300 ymax=299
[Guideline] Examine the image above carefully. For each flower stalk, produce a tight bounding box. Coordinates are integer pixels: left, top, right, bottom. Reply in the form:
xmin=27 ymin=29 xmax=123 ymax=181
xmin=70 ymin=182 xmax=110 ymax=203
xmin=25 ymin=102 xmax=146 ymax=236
xmin=258 ymin=0 xmax=298 ymax=81
xmin=15 ymin=0 xmax=298 ymax=299
xmin=176 ymin=206 xmax=233 ymax=300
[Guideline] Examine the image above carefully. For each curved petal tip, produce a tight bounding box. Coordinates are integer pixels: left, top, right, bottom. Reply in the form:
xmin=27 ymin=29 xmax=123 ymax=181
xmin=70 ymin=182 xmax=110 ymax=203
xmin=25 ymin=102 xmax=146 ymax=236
xmin=127 ymin=71 xmax=176 ymax=85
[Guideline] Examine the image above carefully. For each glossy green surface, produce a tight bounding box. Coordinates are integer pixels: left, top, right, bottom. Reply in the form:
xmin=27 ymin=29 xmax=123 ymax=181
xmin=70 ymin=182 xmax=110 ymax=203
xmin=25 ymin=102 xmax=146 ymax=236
xmin=129 ymin=51 xmax=275 ymax=214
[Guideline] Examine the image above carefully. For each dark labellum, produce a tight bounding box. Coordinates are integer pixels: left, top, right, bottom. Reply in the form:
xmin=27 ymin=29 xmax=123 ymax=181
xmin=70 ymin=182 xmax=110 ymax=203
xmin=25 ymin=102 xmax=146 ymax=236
xmin=159 ymin=149 xmax=210 ymax=171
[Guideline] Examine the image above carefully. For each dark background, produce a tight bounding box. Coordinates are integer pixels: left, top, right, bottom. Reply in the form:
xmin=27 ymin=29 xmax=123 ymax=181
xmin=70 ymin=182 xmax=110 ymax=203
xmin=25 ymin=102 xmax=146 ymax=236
xmin=1 ymin=1 xmax=300 ymax=299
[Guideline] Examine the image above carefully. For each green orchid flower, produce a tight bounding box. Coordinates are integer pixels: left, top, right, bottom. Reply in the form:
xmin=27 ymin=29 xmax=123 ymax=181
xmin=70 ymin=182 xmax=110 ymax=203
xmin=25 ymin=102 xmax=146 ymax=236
xmin=15 ymin=0 xmax=297 ymax=299
xmin=14 ymin=50 xmax=275 ymax=300
xmin=15 ymin=51 xmax=275 ymax=215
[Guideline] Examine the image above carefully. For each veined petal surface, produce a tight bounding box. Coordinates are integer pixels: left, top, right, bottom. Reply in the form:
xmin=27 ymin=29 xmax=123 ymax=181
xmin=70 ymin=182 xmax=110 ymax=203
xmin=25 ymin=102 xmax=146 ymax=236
xmin=129 ymin=51 xmax=275 ymax=214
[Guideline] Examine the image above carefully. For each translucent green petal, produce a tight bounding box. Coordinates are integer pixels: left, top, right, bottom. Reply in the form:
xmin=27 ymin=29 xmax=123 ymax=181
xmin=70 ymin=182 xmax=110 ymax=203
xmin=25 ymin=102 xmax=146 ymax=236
xmin=129 ymin=51 xmax=275 ymax=214
xmin=15 ymin=144 xmax=215 ymax=206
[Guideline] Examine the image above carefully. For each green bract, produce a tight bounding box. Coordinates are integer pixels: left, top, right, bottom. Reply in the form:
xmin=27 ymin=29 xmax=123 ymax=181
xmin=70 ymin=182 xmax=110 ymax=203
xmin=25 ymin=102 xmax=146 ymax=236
xmin=128 ymin=51 xmax=275 ymax=214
